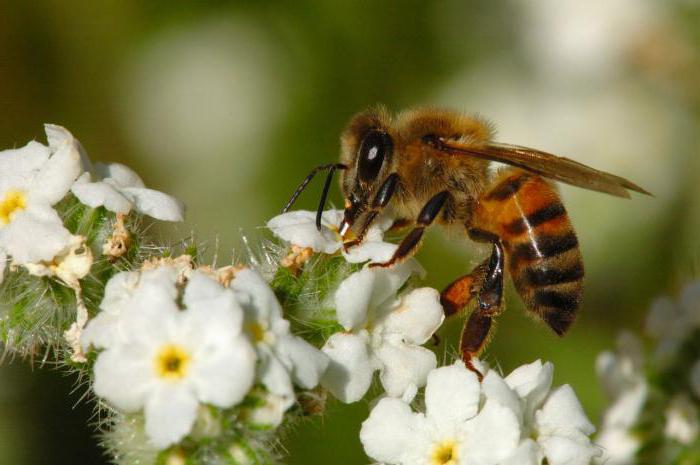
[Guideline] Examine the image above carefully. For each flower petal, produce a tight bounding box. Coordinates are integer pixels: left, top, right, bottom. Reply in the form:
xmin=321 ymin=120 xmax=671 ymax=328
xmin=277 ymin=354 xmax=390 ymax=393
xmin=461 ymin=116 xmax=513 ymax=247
xmin=0 ymin=141 xmax=49 ymax=194
xmin=539 ymin=433 xmax=600 ymax=465
xmin=425 ymin=362 xmax=480 ymax=424
xmin=463 ymin=398 xmax=522 ymax=465
xmin=275 ymin=334 xmax=329 ymax=389
xmin=71 ymin=175 xmax=133 ymax=213
xmin=505 ymin=359 xmax=553 ymax=421
xmin=191 ymin=335 xmax=256 ymax=407
xmin=120 ymin=187 xmax=184 ymax=221
xmin=482 ymin=370 xmax=523 ymax=424
xmin=343 ymin=240 xmax=397 ymax=264
xmin=321 ymin=331 xmax=376 ymax=403
xmin=537 ymin=385 xmax=595 ymax=436
xmin=334 ymin=267 xmax=375 ymax=330
xmin=231 ymin=268 xmax=283 ymax=323
xmin=379 ymin=288 xmax=444 ymax=345
xmin=502 ymin=439 xmax=544 ymax=465
xmin=257 ymin=344 xmax=295 ymax=400
xmin=267 ymin=210 xmax=342 ymax=254
xmin=33 ymin=125 xmax=82 ymax=204
xmin=93 ymin=345 xmax=153 ymax=411
xmin=0 ymin=204 xmax=73 ymax=264
xmin=144 ymin=385 xmax=199 ymax=448
xmin=360 ymin=397 xmax=423 ymax=464
xmin=96 ymin=162 xmax=145 ymax=188
xmin=375 ymin=341 xmax=436 ymax=398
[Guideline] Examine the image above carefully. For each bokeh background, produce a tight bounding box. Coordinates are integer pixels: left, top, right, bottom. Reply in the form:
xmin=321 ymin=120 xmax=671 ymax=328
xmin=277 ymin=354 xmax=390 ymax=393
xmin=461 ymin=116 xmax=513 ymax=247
xmin=1 ymin=1 xmax=699 ymax=464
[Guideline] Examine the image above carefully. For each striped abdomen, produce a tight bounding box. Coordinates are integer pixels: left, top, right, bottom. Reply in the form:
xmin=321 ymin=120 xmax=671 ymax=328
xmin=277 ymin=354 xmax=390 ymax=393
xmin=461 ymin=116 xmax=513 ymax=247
xmin=475 ymin=169 xmax=584 ymax=335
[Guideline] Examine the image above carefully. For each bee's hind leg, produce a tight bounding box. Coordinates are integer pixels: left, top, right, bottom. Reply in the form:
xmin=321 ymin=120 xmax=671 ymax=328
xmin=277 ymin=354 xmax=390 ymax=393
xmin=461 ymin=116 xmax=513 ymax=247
xmin=368 ymin=191 xmax=450 ymax=268
xmin=442 ymin=240 xmax=505 ymax=381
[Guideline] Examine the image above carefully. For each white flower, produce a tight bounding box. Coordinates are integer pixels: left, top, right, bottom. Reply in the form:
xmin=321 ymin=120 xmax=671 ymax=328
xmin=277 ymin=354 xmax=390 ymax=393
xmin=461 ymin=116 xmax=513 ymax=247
xmin=360 ymin=362 xmax=521 ymax=465
xmin=321 ymin=261 xmax=443 ymax=403
xmin=72 ymin=162 xmax=184 ymax=221
xmin=267 ymin=209 xmax=397 ymax=263
xmin=88 ymin=267 xmax=256 ymax=448
xmin=646 ymin=281 xmax=700 ymax=363
xmin=664 ymin=394 xmax=699 ymax=445
xmin=361 ymin=360 xmax=598 ymax=465
xmin=0 ymin=124 xmax=81 ymax=266
xmin=595 ymin=332 xmax=647 ymax=465
xmin=499 ymin=360 xmax=599 ymax=465
xmin=230 ymin=268 xmax=329 ymax=424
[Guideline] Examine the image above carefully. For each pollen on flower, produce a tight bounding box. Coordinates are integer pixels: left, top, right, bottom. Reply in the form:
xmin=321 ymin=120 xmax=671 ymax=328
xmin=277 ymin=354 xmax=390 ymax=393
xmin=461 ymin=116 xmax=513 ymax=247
xmin=154 ymin=344 xmax=191 ymax=380
xmin=0 ymin=190 xmax=26 ymax=225
xmin=248 ymin=322 xmax=269 ymax=343
xmin=431 ymin=440 xmax=459 ymax=465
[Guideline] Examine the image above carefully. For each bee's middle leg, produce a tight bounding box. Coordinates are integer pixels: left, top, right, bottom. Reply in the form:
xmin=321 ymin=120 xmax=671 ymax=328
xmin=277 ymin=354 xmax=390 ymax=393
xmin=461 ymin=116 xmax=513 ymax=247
xmin=368 ymin=191 xmax=450 ymax=268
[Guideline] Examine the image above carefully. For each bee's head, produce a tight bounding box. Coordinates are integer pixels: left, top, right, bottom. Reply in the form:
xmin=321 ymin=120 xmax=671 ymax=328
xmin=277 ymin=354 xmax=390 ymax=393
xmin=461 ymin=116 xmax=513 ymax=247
xmin=338 ymin=106 xmax=396 ymax=238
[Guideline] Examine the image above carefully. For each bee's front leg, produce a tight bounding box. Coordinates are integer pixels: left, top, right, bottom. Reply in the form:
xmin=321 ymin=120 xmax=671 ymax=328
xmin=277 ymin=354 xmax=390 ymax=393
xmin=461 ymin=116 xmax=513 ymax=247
xmin=342 ymin=173 xmax=400 ymax=250
xmin=368 ymin=191 xmax=450 ymax=268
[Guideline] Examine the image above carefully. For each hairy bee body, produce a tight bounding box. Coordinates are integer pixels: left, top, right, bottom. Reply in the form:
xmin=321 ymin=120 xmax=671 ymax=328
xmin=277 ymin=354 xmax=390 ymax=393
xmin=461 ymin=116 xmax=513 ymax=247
xmin=287 ymin=105 xmax=647 ymax=376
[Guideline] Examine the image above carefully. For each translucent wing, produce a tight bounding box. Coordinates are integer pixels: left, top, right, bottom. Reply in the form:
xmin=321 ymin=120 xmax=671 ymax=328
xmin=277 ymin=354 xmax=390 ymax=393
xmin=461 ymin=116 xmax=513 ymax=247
xmin=429 ymin=137 xmax=651 ymax=198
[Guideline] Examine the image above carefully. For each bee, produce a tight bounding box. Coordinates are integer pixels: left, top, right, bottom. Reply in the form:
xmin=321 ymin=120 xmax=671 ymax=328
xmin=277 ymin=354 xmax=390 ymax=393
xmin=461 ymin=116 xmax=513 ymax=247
xmin=283 ymin=106 xmax=649 ymax=379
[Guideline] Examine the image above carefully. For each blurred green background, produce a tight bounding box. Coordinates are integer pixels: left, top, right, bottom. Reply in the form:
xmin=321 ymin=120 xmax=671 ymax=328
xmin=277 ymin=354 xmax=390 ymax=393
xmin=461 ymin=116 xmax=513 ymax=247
xmin=1 ymin=1 xmax=700 ymax=464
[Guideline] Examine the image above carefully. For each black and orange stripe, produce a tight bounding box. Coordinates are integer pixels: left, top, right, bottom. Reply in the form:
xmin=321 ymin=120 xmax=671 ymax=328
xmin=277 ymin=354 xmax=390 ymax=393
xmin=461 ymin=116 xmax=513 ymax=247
xmin=472 ymin=169 xmax=584 ymax=336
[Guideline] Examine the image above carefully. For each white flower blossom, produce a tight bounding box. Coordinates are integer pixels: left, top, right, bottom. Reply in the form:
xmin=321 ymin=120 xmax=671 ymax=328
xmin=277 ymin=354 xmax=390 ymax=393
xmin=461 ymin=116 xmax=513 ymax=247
xmin=267 ymin=209 xmax=397 ymax=263
xmin=72 ymin=161 xmax=184 ymax=221
xmin=361 ymin=362 xmax=521 ymax=465
xmin=595 ymin=332 xmax=648 ymax=465
xmin=321 ymin=261 xmax=443 ymax=403
xmin=664 ymin=394 xmax=699 ymax=445
xmin=646 ymin=281 xmax=700 ymax=363
xmin=230 ymin=268 xmax=329 ymax=424
xmin=0 ymin=124 xmax=82 ymax=269
xmin=86 ymin=267 xmax=256 ymax=448
xmin=361 ymin=360 xmax=598 ymax=465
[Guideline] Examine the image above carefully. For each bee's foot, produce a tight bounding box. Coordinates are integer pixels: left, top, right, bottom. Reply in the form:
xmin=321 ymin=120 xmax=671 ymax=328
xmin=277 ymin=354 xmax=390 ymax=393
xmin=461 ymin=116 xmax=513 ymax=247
xmin=368 ymin=261 xmax=392 ymax=269
xmin=342 ymin=239 xmax=361 ymax=251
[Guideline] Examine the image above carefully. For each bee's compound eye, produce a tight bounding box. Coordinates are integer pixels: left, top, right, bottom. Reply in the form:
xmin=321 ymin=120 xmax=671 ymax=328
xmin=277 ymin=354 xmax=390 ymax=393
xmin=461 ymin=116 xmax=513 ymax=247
xmin=357 ymin=130 xmax=392 ymax=183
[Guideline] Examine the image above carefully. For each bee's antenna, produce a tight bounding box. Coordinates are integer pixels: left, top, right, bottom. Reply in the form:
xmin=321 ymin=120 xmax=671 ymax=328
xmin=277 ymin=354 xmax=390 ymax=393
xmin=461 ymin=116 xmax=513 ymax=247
xmin=315 ymin=163 xmax=346 ymax=231
xmin=282 ymin=163 xmax=347 ymax=229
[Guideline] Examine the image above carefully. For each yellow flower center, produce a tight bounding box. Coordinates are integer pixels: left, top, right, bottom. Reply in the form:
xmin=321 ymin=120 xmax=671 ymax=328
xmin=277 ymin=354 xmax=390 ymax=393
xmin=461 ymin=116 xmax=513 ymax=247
xmin=154 ymin=344 xmax=191 ymax=380
xmin=248 ymin=322 xmax=268 ymax=343
xmin=0 ymin=190 xmax=26 ymax=225
xmin=431 ymin=440 xmax=458 ymax=465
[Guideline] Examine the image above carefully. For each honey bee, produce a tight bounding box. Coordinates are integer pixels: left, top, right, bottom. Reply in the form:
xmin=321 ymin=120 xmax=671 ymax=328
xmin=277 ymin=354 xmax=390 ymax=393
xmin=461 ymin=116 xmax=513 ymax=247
xmin=283 ymin=106 xmax=649 ymax=379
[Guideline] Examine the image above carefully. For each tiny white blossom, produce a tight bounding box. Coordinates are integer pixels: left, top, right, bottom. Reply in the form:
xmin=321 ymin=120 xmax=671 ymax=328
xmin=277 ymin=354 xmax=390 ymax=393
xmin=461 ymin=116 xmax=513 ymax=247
xmin=267 ymin=209 xmax=397 ymax=263
xmin=361 ymin=362 xmax=521 ymax=465
xmin=361 ymin=360 xmax=598 ymax=465
xmin=0 ymin=124 xmax=82 ymax=268
xmin=646 ymin=281 xmax=700 ymax=363
xmin=500 ymin=360 xmax=599 ymax=465
xmin=664 ymin=394 xmax=699 ymax=445
xmin=72 ymin=161 xmax=184 ymax=221
xmin=230 ymin=268 xmax=329 ymax=424
xmin=321 ymin=261 xmax=443 ymax=403
xmin=87 ymin=267 xmax=256 ymax=448
xmin=595 ymin=332 xmax=647 ymax=465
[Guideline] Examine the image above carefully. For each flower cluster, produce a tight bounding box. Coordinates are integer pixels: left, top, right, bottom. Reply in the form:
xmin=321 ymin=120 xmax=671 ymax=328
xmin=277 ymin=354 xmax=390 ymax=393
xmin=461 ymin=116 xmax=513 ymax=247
xmin=82 ymin=260 xmax=329 ymax=448
xmin=361 ymin=360 xmax=599 ymax=465
xmin=269 ymin=209 xmax=445 ymax=403
xmin=596 ymin=280 xmax=700 ymax=464
xmin=0 ymin=128 xmax=604 ymax=465
xmin=0 ymin=125 xmax=183 ymax=285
